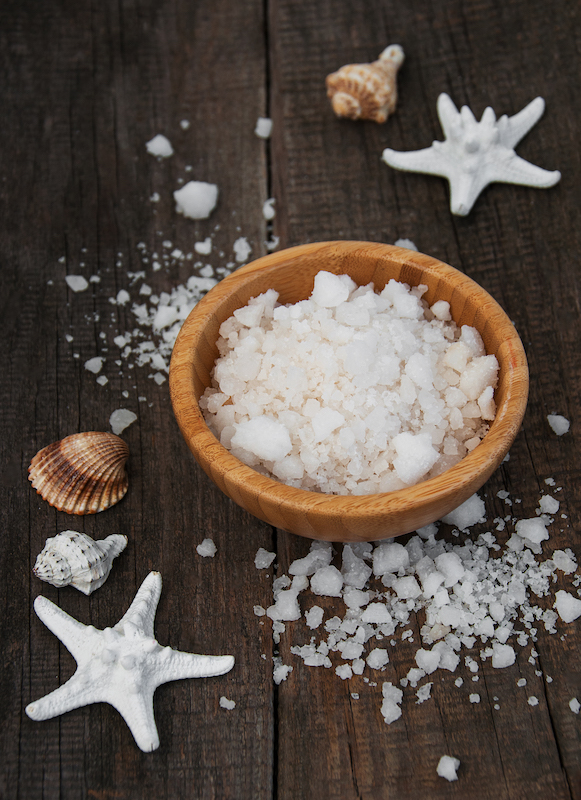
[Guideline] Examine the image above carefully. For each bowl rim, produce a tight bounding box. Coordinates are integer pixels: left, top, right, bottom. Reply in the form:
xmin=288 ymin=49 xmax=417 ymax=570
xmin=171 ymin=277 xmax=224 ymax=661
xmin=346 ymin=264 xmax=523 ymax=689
xmin=169 ymin=240 xmax=529 ymax=537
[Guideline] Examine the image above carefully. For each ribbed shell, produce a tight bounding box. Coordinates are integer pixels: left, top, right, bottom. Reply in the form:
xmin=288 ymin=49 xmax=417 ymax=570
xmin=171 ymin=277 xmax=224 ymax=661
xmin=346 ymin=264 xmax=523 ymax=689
xmin=33 ymin=530 xmax=128 ymax=594
xmin=28 ymin=431 xmax=129 ymax=515
xmin=326 ymin=44 xmax=405 ymax=123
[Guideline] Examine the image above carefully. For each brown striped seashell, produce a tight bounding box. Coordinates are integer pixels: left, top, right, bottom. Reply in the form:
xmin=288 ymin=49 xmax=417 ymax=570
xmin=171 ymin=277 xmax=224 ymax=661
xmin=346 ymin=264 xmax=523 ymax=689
xmin=28 ymin=432 xmax=129 ymax=514
xmin=326 ymin=44 xmax=405 ymax=123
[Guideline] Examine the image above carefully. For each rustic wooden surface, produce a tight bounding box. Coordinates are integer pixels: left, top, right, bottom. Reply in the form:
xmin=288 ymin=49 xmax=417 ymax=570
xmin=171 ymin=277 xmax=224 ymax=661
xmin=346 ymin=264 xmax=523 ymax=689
xmin=0 ymin=0 xmax=579 ymax=798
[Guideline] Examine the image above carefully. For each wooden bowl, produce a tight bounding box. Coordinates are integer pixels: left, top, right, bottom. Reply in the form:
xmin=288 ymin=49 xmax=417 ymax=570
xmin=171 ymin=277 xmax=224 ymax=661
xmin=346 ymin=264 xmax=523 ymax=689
xmin=169 ymin=241 xmax=528 ymax=542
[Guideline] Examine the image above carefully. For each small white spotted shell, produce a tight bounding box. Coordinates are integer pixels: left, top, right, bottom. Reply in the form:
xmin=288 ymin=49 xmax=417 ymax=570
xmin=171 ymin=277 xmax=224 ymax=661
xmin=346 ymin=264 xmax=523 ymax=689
xmin=28 ymin=431 xmax=129 ymax=515
xmin=33 ymin=530 xmax=128 ymax=594
xmin=326 ymin=44 xmax=405 ymax=123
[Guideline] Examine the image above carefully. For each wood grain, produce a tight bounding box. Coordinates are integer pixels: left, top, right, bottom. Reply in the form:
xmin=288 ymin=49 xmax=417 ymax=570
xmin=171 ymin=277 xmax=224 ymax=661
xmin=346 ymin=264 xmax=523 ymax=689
xmin=0 ymin=0 xmax=579 ymax=797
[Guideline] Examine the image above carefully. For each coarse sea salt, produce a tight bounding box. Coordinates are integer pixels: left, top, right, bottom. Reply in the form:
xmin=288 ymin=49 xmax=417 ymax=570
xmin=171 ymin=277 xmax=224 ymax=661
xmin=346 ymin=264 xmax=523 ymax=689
xmin=437 ymin=755 xmax=460 ymax=781
xmin=174 ymin=181 xmax=218 ymax=220
xmin=547 ymin=414 xmax=570 ymax=435
xmin=65 ymin=275 xmax=89 ymax=293
xmin=196 ymin=538 xmax=217 ymax=558
xmin=254 ymin=117 xmax=273 ymax=139
xmin=145 ymin=134 xmax=174 ymax=158
xmin=109 ymin=408 xmax=137 ymax=435
xmin=257 ymin=487 xmax=579 ymax=726
xmin=201 ymin=271 xmax=499 ymax=495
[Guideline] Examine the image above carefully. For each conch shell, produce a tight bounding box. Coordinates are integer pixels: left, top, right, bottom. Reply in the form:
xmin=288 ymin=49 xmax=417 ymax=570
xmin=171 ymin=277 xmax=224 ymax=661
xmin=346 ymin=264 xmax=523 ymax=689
xmin=28 ymin=432 xmax=129 ymax=515
xmin=326 ymin=44 xmax=404 ymax=123
xmin=33 ymin=530 xmax=128 ymax=594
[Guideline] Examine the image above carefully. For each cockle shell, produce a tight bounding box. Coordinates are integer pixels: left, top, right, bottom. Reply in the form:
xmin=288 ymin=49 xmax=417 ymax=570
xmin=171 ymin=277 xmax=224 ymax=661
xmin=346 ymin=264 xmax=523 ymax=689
xmin=28 ymin=431 xmax=129 ymax=515
xmin=33 ymin=530 xmax=128 ymax=594
xmin=326 ymin=44 xmax=405 ymax=123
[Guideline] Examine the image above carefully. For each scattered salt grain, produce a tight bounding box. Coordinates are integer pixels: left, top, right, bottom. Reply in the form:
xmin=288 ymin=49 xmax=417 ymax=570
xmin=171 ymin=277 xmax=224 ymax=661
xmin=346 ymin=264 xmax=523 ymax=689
xmin=109 ymin=408 xmax=137 ymax=435
xmin=196 ymin=538 xmax=217 ymax=558
xmin=305 ymin=606 xmax=324 ymax=629
xmin=254 ymin=548 xmax=276 ymax=569
xmin=219 ymin=696 xmax=236 ymax=710
xmin=569 ymin=698 xmax=580 ymax=714
xmin=528 ymin=696 xmax=539 ymax=706
xmin=194 ymin=237 xmax=212 ymax=255
xmin=416 ymin=682 xmax=433 ymax=704
xmin=273 ymin=663 xmax=292 ymax=684
xmin=517 ymin=678 xmax=527 ymax=687
xmin=491 ymin=643 xmax=516 ymax=669
xmin=436 ymin=755 xmax=460 ymax=782
xmin=547 ymin=414 xmax=570 ymax=435
xmin=394 ymin=238 xmax=418 ymax=251
xmin=65 ymin=275 xmax=89 ymax=293
xmin=180 ymin=119 xmax=190 ymax=130
xmin=84 ymin=357 xmax=104 ymax=374
xmin=554 ymin=590 xmax=581 ymax=623
xmin=174 ymin=181 xmax=218 ymax=219
xmin=380 ymin=682 xmax=403 ymax=724
xmin=255 ymin=117 xmax=272 ymax=139
xmin=469 ymin=693 xmax=480 ymax=703
xmin=96 ymin=375 xmax=108 ymax=386
xmin=310 ymin=565 xmax=344 ymax=597
xmin=145 ymin=134 xmax=173 ymax=158
xmin=233 ymin=236 xmax=252 ymax=263
xmin=441 ymin=493 xmax=486 ymax=531
xmin=262 ymin=198 xmax=276 ymax=220
xmin=366 ymin=648 xmax=389 ymax=669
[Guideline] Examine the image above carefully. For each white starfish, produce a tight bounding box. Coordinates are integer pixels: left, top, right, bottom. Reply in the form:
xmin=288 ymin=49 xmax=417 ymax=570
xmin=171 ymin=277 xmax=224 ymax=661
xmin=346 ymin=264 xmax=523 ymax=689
xmin=26 ymin=571 xmax=235 ymax=752
xmin=382 ymin=93 xmax=561 ymax=215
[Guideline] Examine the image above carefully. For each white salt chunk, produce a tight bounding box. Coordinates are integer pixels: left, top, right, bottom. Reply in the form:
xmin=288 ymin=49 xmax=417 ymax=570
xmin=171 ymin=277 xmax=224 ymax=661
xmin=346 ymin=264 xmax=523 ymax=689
xmin=528 ymin=696 xmax=539 ymax=707
xmin=436 ymin=755 xmax=460 ymax=782
xmin=515 ymin=517 xmax=549 ymax=546
xmin=254 ymin=548 xmax=276 ymax=569
xmin=392 ymin=431 xmax=439 ymax=485
xmin=310 ymin=271 xmax=353 ymax=308
xmin=310 ymin=565 xmax=344 ymax=597
xmin=569 ymin=698 xmax=580 ymax=714
xmin=469 ymin=693 xmax=480 ymax=703
xmin=415 ymin=648 xmax=440 ymax=674
xmin=263 ymin=198 xmax=276 ymax=220
xmin=146 ymin=134 xmax=173 ymax=158
xmin=254 ymin=117 xmax=272 ymax=138
xmin=305 ymin=606 xmax=324 ymax=629
xmin=231 ymin=417 xmax=292 ymax=461
xmin=219 ymin=696 xmax=236 ymax=710
xmin=109 ymin=408 xmax=137 ymax=435
xmin=96 ymin=375 xmax=108 ymax=386
xmin=554 ymin=590 xmax=581 ymax=623
xmin=366 ymin=648 xmax=389 ymax=669
xmin=380 ymin=682 xmax=403 ymax=725
xmin=491 ymin=643 xmax=516 ymax=669
xmin=441 ymin=493 xmax=486 ymax=531
xmin=361 ymin=603 xmax=392 ymax=625
xmin=174 ymin=181 xmax=218 ymax=219
xmin=233 ymin=237 xmax=252 ymax=263
xmin=539 ymin=495 xmax=559 ymax=515
xmin=392 ymin=576 xmax=421 ymax=600
xmin=336 ymin=664 xmax=353 ymax=680
xmin=273 ymin=664 xmax=292 ymax=684
xmin=394 ymin=238 xmax=417 ymax=250
xmin=373 ymin=542 xmax=409 ymax=576
xmin=194 ymin=237 xmax=212 ymax=255
xmin=65 ymin=275 xmax=89 ymax=293
xmin=552 ymin=550 xmax=577 ymax=574
xmin=196 ymin=538 xmax=217 ymax=557
xmin=84 ymin=356 xmax=104 ymax=374
xmin=547 ymin=414 xmax=570 ymax=435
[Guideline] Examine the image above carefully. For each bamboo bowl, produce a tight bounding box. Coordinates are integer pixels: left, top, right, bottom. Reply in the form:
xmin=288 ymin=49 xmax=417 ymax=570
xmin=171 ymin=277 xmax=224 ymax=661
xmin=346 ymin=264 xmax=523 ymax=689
xmin=169 ymin=241 xmax=528 ymax=542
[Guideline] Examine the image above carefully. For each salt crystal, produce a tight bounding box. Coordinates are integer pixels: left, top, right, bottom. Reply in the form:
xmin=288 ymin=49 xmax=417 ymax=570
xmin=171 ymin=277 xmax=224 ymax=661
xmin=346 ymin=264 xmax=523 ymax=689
xmin=380 ymin=682 xmax=403 ymax=724
xmin=373 ymin=542 xmax=409 ymax=576
xmin=441 ymin=493 xmax=486 ymax=530
xmin=569 ymin=698 xmax=580 ymax=714
xmin=231 ymin=417 xmax=292 ymax=461
xmin=219 ymin=696 xmax=236 ymax=710
xmin=146 ymin=134 xmax=173 ymax=158
xmin=336 ymin=664 xmax=353 ymax=680
xmin=415 ymin=648 xmax=440 ymax=674
xmin=196 ymin=538 xmax=217 ymax=557
xmin=552 ymin=550 xmax=577 ymax=574
xmin=305 ymin=606 xmax=324 ymax=629
xmin=65 ymin=275 xmax=89 ymax=293
xmin=528 ymin=696 xmax=539 ymax=706
xmin=96 ymin=375 xmax=108 ymax=386
xmin=310 ymin=565 xmax=344 ymax=597
xmin=310 ymin=271 xmax=353 ymax=308
xmin=254 ymin=548 xmax=276 ymax=569
xmin=436 ymin=755 xmax=460 ymax=782
xmin=233 ymin=237 xmax=252 ymax=263
xmin=109 ymin=408 xmax=137 ymax=435
xmin=194 ymin=237 xmax=212 ymax=255
xmin=547 ymin=414 xmax=570 ymax=435
xmin=174 ymin=181 xmax=218 ymax=219
xmin=394 ymin=238 xmax=417 ymax=250
xmin=262 ymin=198 xmax=276 ymax=220
xmin=273 ymin=663 xmax=292 ymax=684
xmin=392 ymin=431 xmax=439 ymax=485
xmin=366 ymin=648 xmax=389 ymax=669
xmin=84 ymin=356 xmax=104 ymax=374
xmin=491 ymin=642 xmax=516 ymax=669
xmin=180 ymin=119 xmax=190 ymax=130
xmin=416 ymin=682 xmax=433 ymax=703
xmin=392 ymin=576 xmax=421 ymax=600
xmin=554 ymin=590 xmax=581 ymax=623
xmin=515 ymin=517 xmax=549 ymax=546
xmin=469 ymin=693 xmax=480 ymax=703
xmin=254 ymin=117 xmax=272 ymax=138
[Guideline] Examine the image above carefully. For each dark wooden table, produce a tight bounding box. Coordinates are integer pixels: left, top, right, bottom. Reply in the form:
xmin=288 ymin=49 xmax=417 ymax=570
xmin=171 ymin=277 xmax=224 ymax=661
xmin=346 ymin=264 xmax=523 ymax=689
xmin=1 ymin=1 xmax=580 ymax=797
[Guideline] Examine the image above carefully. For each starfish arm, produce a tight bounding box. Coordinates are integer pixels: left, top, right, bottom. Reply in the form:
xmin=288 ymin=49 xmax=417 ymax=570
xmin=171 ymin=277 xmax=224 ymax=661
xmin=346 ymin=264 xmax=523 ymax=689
xmin=382 ymin=146 xmax=450 ymax=178
xmin=152 ymin=648 xmax=235 ymax=686
xmin=33 ymin=596 xmax=93 ymax=663
xmin=447 ymin=171 xmax=487 ymax=216
xmin=26 ymin=671 xmax=102 ymax=720
xmin=115 ymin=572 xmax=162 ymax=639
xmin=436 ymin=93 xmax=461 ymax=139
xmin=502 ymin=97 xmax=546 ymax=149
xmin=486 ymin=153 xmax=561 ymax=188
xmin=108 ymin=688 xmax=160 ymax=752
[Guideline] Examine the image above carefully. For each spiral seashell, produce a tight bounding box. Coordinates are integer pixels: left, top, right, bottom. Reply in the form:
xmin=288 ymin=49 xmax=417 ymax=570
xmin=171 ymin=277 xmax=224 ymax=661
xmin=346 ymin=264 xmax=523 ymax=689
xmin=326 ymin=44 xmax=405 ymax=123
xmin=28 ymin=432 xmax=129 ymax=515
xmin=33 ymin=530 xmax=128 ymax=594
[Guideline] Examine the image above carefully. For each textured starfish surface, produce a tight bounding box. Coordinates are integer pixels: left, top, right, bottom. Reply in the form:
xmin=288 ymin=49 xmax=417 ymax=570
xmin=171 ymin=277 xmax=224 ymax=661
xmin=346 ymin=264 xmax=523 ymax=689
xmin=382 ymin=93 xmax=561 ymax=215
xmin=26 ymin=571 xmax=235 ymax=752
